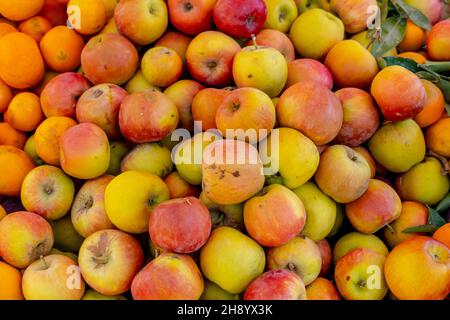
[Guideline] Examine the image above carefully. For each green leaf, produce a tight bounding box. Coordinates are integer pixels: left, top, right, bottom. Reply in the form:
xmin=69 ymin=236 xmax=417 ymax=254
xmin=402 ymin=224 xmax=439 ymax=234
xmin=436 ymin=192 xmax=450 ymax=212
xmin=371 ymin=16 xmax=407 ymax=57
xmin=422 ymin=61 xmax=450 ymax=73
xmin=427 ymin=206 xmax=447 ymax=228
xmin=394 ymin=0 xmax=431 ymax=30
xmin=377 ymin=56 xmax=421 ymax=72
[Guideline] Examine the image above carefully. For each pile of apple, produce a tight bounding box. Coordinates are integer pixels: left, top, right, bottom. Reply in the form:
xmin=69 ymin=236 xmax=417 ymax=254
xmin=0 ymin=0 xmax=449 ymax=301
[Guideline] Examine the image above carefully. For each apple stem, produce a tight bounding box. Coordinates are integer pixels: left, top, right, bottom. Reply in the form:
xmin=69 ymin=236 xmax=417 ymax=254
xmin=251 ymin=34 xmax=257 ymax=49
xmin=386 ymin=223 xmax=394 ymax=234
xmin=428 ymin=151 xmax=450 ymax=175
xmin=40 ymin=255 xmax=48 ymax=269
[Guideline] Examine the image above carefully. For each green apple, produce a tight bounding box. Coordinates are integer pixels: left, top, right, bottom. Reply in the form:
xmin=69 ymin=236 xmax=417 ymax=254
xmin=264 ymin=0 xmax=298 ymax=33
xmin=327 ymin=203 xmax=345 ymax=237
xmin=24 ymin=135 xmax=44 ymax=166
xmin=107 ymin=141 xmax=129 ymax=176
xmin=296 ymin=0 xmax=332 ymax=13
xmin=50 ymin=215 xmax=84 ymax=253
xmin=200 ymin=281 xmax=240 ymax=300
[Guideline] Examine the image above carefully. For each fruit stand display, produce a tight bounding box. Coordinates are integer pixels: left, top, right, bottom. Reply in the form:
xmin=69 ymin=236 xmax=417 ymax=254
xmin=0 ymin=0 xmax=449 ymax=301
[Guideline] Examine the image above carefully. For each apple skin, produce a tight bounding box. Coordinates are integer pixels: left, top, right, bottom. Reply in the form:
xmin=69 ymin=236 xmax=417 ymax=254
xmin=50 ymin=215 xmax=84 ymax=253
xmin=263 ymin=0 xmax=298 ymax=33
xmin=118 ymin=90 xmax=179 ymax=144
xmin=76 ymin=84 xmax=128 ymax=139
xmin=244 ymin=184 xmax=306 ymax=247
xmin=368 ymin=119 xmax=426 ymax=173
xmin=382 ymin=201 xmax=429 ymax=249
xmin=20 ymin=165 xmax=75 ymax=221
xmin=105 ymin=171 xmax=170 ymax=234
xmin=333 ymin=88 xmax=380 ymax=147
xmin=199 ymin=191 xmax=244 ymax=230
xmin=260 ymin=127 xmax=319 ymax=189
xmin=78 ymin=229 xmax=144 ymax=296
xmin=106 ymin=141 xmax=129 ymax=176
xmin=293 ymin=182 xmax=337 ymax=241
xmin=120 ymin=142 xmax=173 ymax=178
xmin=192 ymin=88 xmax=230 ymax=131
xmin=317 ymin=239 xmax=332 ymax=277
xmin=125 ymin=69 xmax=161 ymax=94
xmin=333 ymin=232 xmax=389 ymax=265
xmin=22 ymin=254 xmax=85 ymax=300
xmin=82 ymin=289 xmax=127 ymax=300
xmin=186 ymin=31 xmax=241 ymax=87
xmin=353 ymin=146 xmax=376 ymax=178
xmin=149 ymin=197 xmax=212 ymax=253
xmin=306 ymin=277 xmax=341 ymax=300
xmin=384 ymin=236 xmax=450 ymax=300
xmin=346 ymin=179 xmax=402 ymax=234
xmin=24 ymin=135 xmax=44 ymax=166
xmin=141 ymin=47 xmax=183 ymax=88
xmin=247 ymin=29 xmax=296 ymax=62
xmin=286 ymin=58 xmax=333 ymax=89
xmin=266 ymin=236 xmax=322 ymax=285
xmin=335 ymin=248 xmax=388 ymax=300
xmin=60 ymin=123 xmax=111 ymax=180
xmin=233 ymin=46 xmax=288 ymax=98
xmin=277 ymin=81 xmax=343 ymax=145
xmin=427 ymin=20 xmax=450 ymax=61
xmin=244 ymin=269 xmax=306 ymax=300
xmin=114 ymin=0 xmax=168 ymax=46
xmin=200 ymin=280 xmax=239 ymax=300
xmin=168 ymin=0 xmax=216 ymax=35
xmin=315 ymin=145 xmax=371 ymax=203
xmin=331 ymin=0 xmax=378 ymax=34
xmin=395 ymin=157 xmax=450 ymax=206
xmin=155 ymin=31 xmax=192 ymax=65
xmin=132 ymin=252 xmax=204 ymax=300
xmin=213 ymin=0 xmax=267 ymax=38
xmin=71 ymin=175 xmax=115 ymax=238
xmin=295 ymin=0 xmax=331 ymax=13
xmin=164 ymin=172 xmax=201 ymax=199
xmin=40 ymin=72 xmax=91 ymax=118
xmin=200 ymin=227 xmax=265 ymax=294
xmin=0 ymin=211 xmax=54 ymax=269
xmin=216 ymin=87 xmax=276 ymax=141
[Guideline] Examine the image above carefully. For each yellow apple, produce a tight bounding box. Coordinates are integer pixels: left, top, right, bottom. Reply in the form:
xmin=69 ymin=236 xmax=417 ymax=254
xmin=333 ymin=232 xmax=389 ymax=265
xmin=264 ymin=0 xmax=298 ymax=32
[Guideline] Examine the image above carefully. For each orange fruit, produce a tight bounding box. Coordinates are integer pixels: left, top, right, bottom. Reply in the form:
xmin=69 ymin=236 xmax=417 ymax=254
xmin=414 ymin=79 xmax=445 ymax=127
xmin=398 ymin=20 xmax=426 ymax=52
xmin=67 ymin=0 xmax=106 ymax=35
xmin=34 ymin=116 xmax=77 ymax=166
xmin=0 ymin=261 xmax=24 ymax=300
xmin=0 ymin=122 xmax=27 ymax=149
xmin=0 ymin=32 xmax=45 ymax=89
xmin=18 ymin=16 xmax=52 ymax=42
xmin=433 ymin=223 xmax=450 ymax=248
xmin=0 ymin=78 xmax=13 ymax=113
xmin=40 ymin=26 xmax=85 ymax=72
xmin=0 ymin=22 xmax=18 ymax=38
xmin=0 ymin=0 xmax=45 ymax=21
xmin=0 ymin=145 xmax=35 ymax=196
xmin=4 ymin=92 xmax=44 ymax=132
xmin=397 ymin=51 xmax=426 ymax=64
xmin=426 ymin=117 xmax=450 ymax=158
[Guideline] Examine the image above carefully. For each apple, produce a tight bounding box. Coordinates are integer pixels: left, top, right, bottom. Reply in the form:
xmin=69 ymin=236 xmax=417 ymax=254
xmin=286 ymin=58 xmax=333 ymax=89
xmin=266 ymin=236 xmax=322 ymax=285
xmin=331 ymin=0 xmax=378 ymax=33
xmin=426 ymin=118 xmax=450 ymax=157
xmin=200 ymin=191 xmax=244 ymax=230
xmin=384 ymin=236 xmax=449 ymax=300
xmin=71 ymin=175 xmax=115 ymax=238
xmin=333 ymin=232 xmax=389 ymax=265
xmin=247 ymin=29 xmax=295 ymax=62
xmin=50 ymin=215 xmax=84 ymax=253
xmin=427 ymin=19 xmax=450 ymax=61
xmin=315 ymin=145 xmax=371 ymax=203
xmin=295 ymin=0 xmax=331 ymax=13
xmin=115 ymin=0 xmax=168 ymax=46
xmin=60 ymin=123 xmax=110 ymax=180
xmin=346 ymin=179 xmax=402 ymax=234
xmin=21 ymin=165 xmax=75 ymax=221
xmin=306 ymin=278 xmax=341 ymax=300
xmin=164 ymin=79 xmax=205 ymax=130
xmin=22 ymin=254 xmax=85 ymax=300
xmin=263 ymin=0 xmax=298 ymax=33
xmin=213 ymin=0 xmax=267 ymax=38
xmin=216 ymin=87 xmax=276 ymax=141
xmin=327 ymin=203 xmax=345 ymax=237
xmin=76 ymin=84 xmax=128 ymax=139
xmin=155 ymin=31 xmax=192 ymax=65
xmin=40 ymin=72 xmax=91 ymax=118
xmin=119 ymin=90 xmax=179 ymax=143
xmin=141 ymin=47 xmax=183 ymax=88
xmin=368 ymin=119 xmax=426 ymax=173
xmin=132 ymin=252 xmax=204 ymax=300
xmin=396 ymin=157 xmax=450 ymax=206
xmin=149 ymin=197 xmax=212 ymax=253
xmin=233 ymin=46 xmax=288 ymax=98
xmin=0 ymin=211 xmax=54 ymax=268
xmin=106 ymin=141 xmax=130 ymax=176
xmin=125 ymin=69 xmax=161 ymax=94
xmin=120 ymin=143 xmax=173 ymax=178
xmin=277 ymin=81 xmax=343 ymax=145
xmin=244 ymin=269 xmax=306 ymax=300
xmin=78 ymin=229 xmax=144 ymax=296
xmin=293 ymin=182 xmax=337 ymax=241
xmin=244 ymin=184 xmax=306 ymax=247
xmin=289 ymin=8 xmax=344 ymax=60
xmin=82 ymin=289 xmax=127 ymax=300
xmin=382 ymin=201 xmax=429 ymax=248
xmin=186 ymin=31 xmax=241 ymax=87
xmin=433 ymin=223 xmax=450 ymax=248
xmin=317 ymin=239 xmax=332 ymax=277
xmin=105 ymin=171 xmax=170 ymax=234
xmin=335 ymin=248 xmax=388 ymax=300
xmin=168 ymin=0 xmax=216 ymax=35
xmin=24 ymin=135 xmax=44 ymax=166
xmin=200 ymin=281 xmax=239 ymax=300
xmin=202 ymin=139 xmax=265 ymax=205
xmin=164 ymin=172 xmax=201 ymax=199
xmin=192 ymin=88 xmax=230 ymax=131
xmin=352 ymin=146 xmax=376 ymax=178
xmin=200 ymin=227 xmax=265 ymax=294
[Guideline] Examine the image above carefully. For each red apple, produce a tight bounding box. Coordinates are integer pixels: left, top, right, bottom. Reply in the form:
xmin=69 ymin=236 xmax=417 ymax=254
xmin=168 ymin=0 xmax=216 ymax=35
xmin=286 ymin=58 xmax=333 ymax=89
xmin=317 ymin=239 xmax=332 ymax=276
